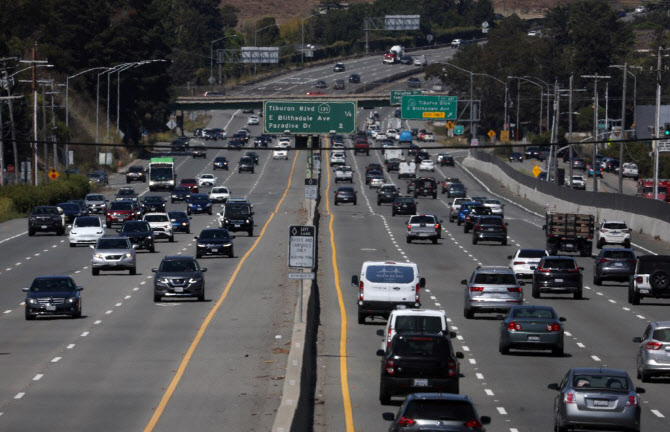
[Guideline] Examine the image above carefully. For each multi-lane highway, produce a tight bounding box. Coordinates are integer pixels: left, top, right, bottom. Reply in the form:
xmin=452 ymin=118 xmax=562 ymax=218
xmin=0 ymin=110 xmax=307 ymax=431
xmin=313 ymin=106 xmax=670 ymax=431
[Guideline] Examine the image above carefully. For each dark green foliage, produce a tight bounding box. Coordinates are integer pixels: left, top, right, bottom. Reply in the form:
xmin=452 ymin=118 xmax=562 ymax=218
xmin=0 ymin=175 xmax=90 ymax=214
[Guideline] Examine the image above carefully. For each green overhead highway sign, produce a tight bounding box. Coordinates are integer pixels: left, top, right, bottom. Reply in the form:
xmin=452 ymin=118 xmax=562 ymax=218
xmin=390 ymin=90 xmax=422 ymax=106
xmin=401 ymin=95 xmax=457 ymax=120
xmin=264 ymin=100 xmax=357 ymax=134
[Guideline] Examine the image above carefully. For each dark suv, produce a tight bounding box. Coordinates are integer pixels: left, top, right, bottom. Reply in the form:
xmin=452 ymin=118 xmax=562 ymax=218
xmin=118 ymin=220 xmax=155 ymax=252
xmin=141 ymin=195 xmax=167 ymax=213
xmin=28 ymin=206 xmax=65 ymax=236
xmin=593 ymin=248 xmax=637 ymax=286
xmin=222 ymin=202 xmax=254 ymax=236
xmin=153 ymin=256 xmax=207 ymax=302
xmin=532 ymin=256 xmax=583 ymax=299
xmin=463 ymin=205 xmax=492 ymax=233
xmin=126 ymin=165 xmax=146 ymax=183
xmin=628 ymin=255 xmax=670 ymax=305
xmin=472 ymin=215 xmax=507 ymax=245
xmin=383 ymin=393 xmax=491 ymax=431
xmin=238 ymin=156 xmax=255 ymax=173
xmin=377 ymin=184 xmax=399 ymax=206
xmin=413 ymin=177 xmax=438 ymax=199
xmin=23 ymin=276 xmax=83 ymax=320
xmin=377 ymin=333 xmax=463 ymax=405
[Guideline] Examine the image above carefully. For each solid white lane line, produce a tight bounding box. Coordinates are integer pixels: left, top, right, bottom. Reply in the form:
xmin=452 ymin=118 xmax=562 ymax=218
xmin=0 ymin=231 xmax=28 ymax=244
xmin=33 ymin=374 xmax=43 ymax=381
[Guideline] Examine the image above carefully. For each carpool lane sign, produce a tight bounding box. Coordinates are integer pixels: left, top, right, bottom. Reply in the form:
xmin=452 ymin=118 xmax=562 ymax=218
xmin=288 ymin=225 xmax=315 ymax=269
xmin=264 ymin=101 xmax=356 ymax=134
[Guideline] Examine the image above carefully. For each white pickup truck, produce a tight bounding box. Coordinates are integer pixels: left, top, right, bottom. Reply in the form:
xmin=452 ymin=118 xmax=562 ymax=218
xmin=568 ymin=175 xmax=586 ymax=190
xmin=622 ymin=163 xmax=639 ymax=180
xmin=334 ymin=166 xmax=354 ymax=183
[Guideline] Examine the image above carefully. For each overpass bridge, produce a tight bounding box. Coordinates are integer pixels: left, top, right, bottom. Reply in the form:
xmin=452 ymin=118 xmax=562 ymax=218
xmin=174 ymin=93 xmax=395 ymax=111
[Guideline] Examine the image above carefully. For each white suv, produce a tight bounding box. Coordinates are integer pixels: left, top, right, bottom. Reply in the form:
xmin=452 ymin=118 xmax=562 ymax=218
xmin=143 ymin=213 xmax=174 ymax=242
xmin=597 ymin=220 xmax=631 ymax=248
xmin=377 ymin=308 xmax=450 ymax=351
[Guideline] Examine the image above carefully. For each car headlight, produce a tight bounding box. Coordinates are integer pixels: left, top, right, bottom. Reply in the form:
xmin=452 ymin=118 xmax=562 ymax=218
xmin=67 ymin=297 xmax=78 ymax=304
xmin=223 ymin=243 xmax=232 ymax=247
xmin=125 ymin=253 xmax=132 ymax=258
xmin=224 ymin=219 xmax=229 ymax=224
xmin=188 ymin=278 xmax=200 ymax=284
xmin=27 ymin=298 xmax=38 ymax=305
xmin=171 ymin=219 xmax=176 ymax=222
xmin=206 ymin=203 xmax=211 ymax=207
xmin=197 ymin=243 xmax=205 ymax=247
xmin=70 ymin=231 xmax=77 ymax=235
xmin=158 ymin=278 xmax=170 ymax=284
xmin=245 ymin=219 xmax=250 ymax=223
xmin=182 ymin=222 xmax=187 ymax=226
xmin=94 ymin=253 xmax=102 ymax=258
xmin=96 ymin=231 xmax=103 ymax=234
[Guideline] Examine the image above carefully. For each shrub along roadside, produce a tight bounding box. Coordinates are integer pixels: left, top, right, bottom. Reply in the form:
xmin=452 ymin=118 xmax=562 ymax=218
xmin=0 ymin=176 xmax=91 ymax=218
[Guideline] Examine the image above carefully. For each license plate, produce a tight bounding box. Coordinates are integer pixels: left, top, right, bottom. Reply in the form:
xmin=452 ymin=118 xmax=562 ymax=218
xmin=211 ymin=248 xmax=218 ymax=252
xmin=487 ymin=228 xmax=495 ymax=231
xmin=46 ymin=305 xmax=56 ymax=311
xmin=413 ymin=379 xmax=428 ymax=387
xmin=593 ymin=399 xmax=609 ymax=407
xmin=41 ymin=225 xmax=47 ymax=229
xmin=614 ymin=262 xmax=623 ymax=267
xmin=174 ymin=287 xmax=183 ymax=293
xmin=234 ymin=224 xmax=241 ymax=228
xmin=564 ymin=243 xmax=573 ymax=248
xmin=528 ymin=336 xmax=540 ymax=342
xmin=555 ymin=278 xmax=563 ymax=283
xmin=110 ymin=262 xmax=117 ymax=266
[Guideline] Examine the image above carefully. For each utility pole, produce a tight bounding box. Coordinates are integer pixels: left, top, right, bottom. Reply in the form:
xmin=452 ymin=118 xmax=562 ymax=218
xmin=619 ymin=64 xmax=627 ymax=194
xmin=20 ymin=43 xmax=49 ymax=185
xmin=653 ymin=46 xmax=662 ymax=200
xmin=515 ymin=78 xmax=520 ymax=141
xmin=42 ymin=81 xmax=48 ymax=174
xmin=568 ymin=74 xmax=574 ymax=183
xmin=582 ymin=73 xmax=610 ymax=192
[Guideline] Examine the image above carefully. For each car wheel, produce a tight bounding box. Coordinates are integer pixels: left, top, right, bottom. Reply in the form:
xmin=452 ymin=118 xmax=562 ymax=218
xmin=69 ymin=243 xmax=76 ymax=248
xmin=597 ymin=239 xmax=604 ymax=249
xmin=464 ymin=308 xmax=474 ymax=319
xmin=457 ymin=219 xmax=461 ymax=226
xmin=376 ymin=200 xmax=380 ymax=206
xmin=649 ymin=270 xmax=670 ymax=289
xmin=208 ymin=209 xmax=212 ymax=215
xmin=25 ymin=309 xmax=35 ymax=320
xmin=248 ymin=229 xmax=253 ymax=237
xmin=640 ymin=369 xmax=651 ymax=383
xmin=228 ymin=248 xmax=234 ymax=258
xmin=499 ymin=340 xmax=509 ymax=355
xmin=432 ymin=194 xmax=437 ymax=199
xmin=353 ymin=200 xmax=357 ymax=205
xmin=624 ymin=239 xmax=631 ymax=248
xmin=154 ymin=294 xmax=161 ymax=302
xmin=198 ymin=289 xmax=205 ymax=302
xmin=593 ymin=275 xmax=602 ymax=286
xmin=150 ymin=244 xmax=156 ymax=253
xmin=552 ymin=345 xmax=564 ymax=357
xmin=629 ymin=284 xmax=640 ymax=305
xmin=406 ymin=237 xmax=411 ymax=244
xmin=472 ymin=237 xmax=477 ymax=245
xmin=392 ymin=211 xmax=396 ymax=216
xmin=169 ymin=235 xmax=174 ymax=242
xmin=532 ymin=284 xmax=540 ymax=298
xmin=357 ymin=311 xmax=366 ymax=325
xmin=432 ymin=238 xmax=438 ymax=245
xmin=464 ymin=226 xmax=469 ymax=233
xmin=92 ymin=268 xmax=100 ymax=276
xmin=72 ymin=307 xmax=82 ymax=319
xmin=502 ymin=239 xmax=507 ymax=246
xmin=555 ymin=422 xmax=568 ymax=432
xmin=187 ymin=210 xmax=191 ymax=216
xmin=379 ymin=386 xmax=391 ymax=405
xmin=130 ymin=267 xmax=136 ymax=275
xmin=574 ymin=290 xmax=583 ymax=300
xmin=28 ymin=229 xmax=35 ymax=237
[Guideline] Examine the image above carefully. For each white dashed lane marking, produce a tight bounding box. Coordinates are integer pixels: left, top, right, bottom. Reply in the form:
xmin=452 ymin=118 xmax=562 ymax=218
xmin=81 ymin=332 xmax=89 ymax=337
xmin=485 ymin=389 xmax=494 ymax=396
xmin=51 ymin=357 xmax=61 ymax=363
xmin=33 ymin=374 xmax=43 ymax=381
xmin=497 ymin=407 xmax=507 ymax=415
xmin=67 ymin=344 xmax=75 ymax=349
xmin=14 ymin=393 xmax=24 ymax=400
xmin=591 ymin=355 xmax=601 ymax=362
xmin=651 ymin=410 xmax=665 ymax=418
xmin=476 ymin=373 xmax=484 ymax=379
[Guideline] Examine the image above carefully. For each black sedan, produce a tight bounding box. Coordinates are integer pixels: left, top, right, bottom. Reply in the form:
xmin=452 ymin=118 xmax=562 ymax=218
xmin=171 ymin=186 xmax=191 ymax=203
xmin=532 ymin=256 xmax=583 ymax=299
xmin=228 ymin=138 xmax=243 ymax=150
xmin=334 ymin=187 xmax=357 ymax=205
xmin=57 ymin=202 xmax=84 ymax=223
xmin=245 ymin=151 xmax=260 ymax=165
xmin=509 ymin=152 xmax=523 ymax=162
xmin=315 ymin=80 xmax=327 ymax=88
xmin=23 ymin=275 xmax=83 ymax=320
xmin=195 ymin=228 xmax=234 ymax=258
xmin=348 ymin=73 xmax=360 ymax=83
xmin=141 ymin=195 xmax=167 ymax=213
xmin=392 ymin=197 xmax=417 ymax=216
xmin=118 ymin=220 xmax=155 ymax=252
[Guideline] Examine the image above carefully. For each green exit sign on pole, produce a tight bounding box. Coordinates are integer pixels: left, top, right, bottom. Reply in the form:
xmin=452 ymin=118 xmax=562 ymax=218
xmin=454 ymin=125 xmax=464 ymax=135
xmin=264 ymin=100 xmax=357 ymax=134
xmin=390 ymin=90 xmax=422 ymax=106
xmin=401 ymin=95 xmax=457 ymax=120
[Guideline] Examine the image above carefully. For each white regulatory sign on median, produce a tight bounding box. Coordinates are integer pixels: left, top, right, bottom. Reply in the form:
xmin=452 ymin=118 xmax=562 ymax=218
xmin=288 ymin=225 xmax=315 ymax=269
xmin=288 ymin=272 xmax=315 ymax=280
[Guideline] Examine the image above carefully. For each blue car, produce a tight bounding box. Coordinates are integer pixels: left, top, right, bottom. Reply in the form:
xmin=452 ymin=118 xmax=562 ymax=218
xmin=57 ymin=202 xmax=84 ymax=223
xmin=168 ymin=211 xmax=191 ymax=233
xmin=186 ymin=193 xmax=213 ymax=215
xmin=456 ymin=201 xmax=481 ymax=226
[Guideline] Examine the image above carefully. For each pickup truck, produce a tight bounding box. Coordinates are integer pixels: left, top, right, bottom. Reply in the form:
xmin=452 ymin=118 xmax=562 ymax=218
xmin=334 ymin=166 xmax=354 ymax=183
xmin=544 ymin=211 xmax=594 ymax=256
xmin=568 ymin=175 xmax=586 ymax=190
xmin=622 ymin=162 xmax=639 ymax=180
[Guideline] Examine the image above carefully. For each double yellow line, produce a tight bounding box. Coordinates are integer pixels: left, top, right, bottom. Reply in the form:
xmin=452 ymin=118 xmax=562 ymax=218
xmin=324 ymin=149 xmax=355 ymax=431
xmin=144 ymin=151 xmax=299 ymax=431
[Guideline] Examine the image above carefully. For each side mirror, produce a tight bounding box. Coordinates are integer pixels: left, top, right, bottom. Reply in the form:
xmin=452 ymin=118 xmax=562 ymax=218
xmin=351 ymin=275 xmax=359 ymax=286
xmin=496 ymin=314 xmax=504 ymax=320
xmin=22 ymin=287 xmax=29 ymax=292
xmin=579 ymin=267 xmax=584 ymax=271
xmin=132 ymin=244 xmax=138 ymax=249
xmin=461 ymin=279 xmax=467 ymax=285
xmin=507 ymin=255 xmax=513 ymax=259
xmin=116 ymin=229 xmax=121 ymax=233
xmin=194 ymin=236 xmax=199 ymax=240
xmin=419 ymin=278 xmax=426 ymax=288
xmin=382 ymin=413 xmax=395 ymax=421
xmin=505 ymin=222 xmax=509 ymax=226
xmin=632 ymin=337 xmax=642 ymax=343
xmin=201 ymin=268 xmax=208 ymax=272
xmin=636 ymin=387 xmax=646 ymax=394
xmin=455 ymin=352 xmax=464 ymax=359
xmin=231 ymin=235 xmax=236 ymax=239
xmin=449 ymin=331 xmax=457 ymax=338
xmin=151 ymin=268 xmax=157 ymax=272
xmin=376 ymin=329 xmax=384 ymax=337
xmin=77 ymin=286 xmax=84 ymax=291
xmin=67 ymin=225 xmax=72 ymax=229
xmin=547 ymin=383 xmax=560 ymax=391
xmin=480 ymin=416 xmax=491 ymax=425
xmin=542 ymin=224 xmax=547 ymax=231
xmin=559 ymin=317 xmax=567 ymax=322
xmin=376 ymin=349 xmax=385 ymax=357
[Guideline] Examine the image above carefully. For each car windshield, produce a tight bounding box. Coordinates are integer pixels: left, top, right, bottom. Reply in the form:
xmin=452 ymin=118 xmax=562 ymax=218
xmin=473 ymin=273 xmax=517 ymax=284
xmin=144 ymin=215 xmax=168 ymax=222
xmin=30 ymin=278 xmax=76 ymax=293
xmin=366 ymin=265 xmax=415 ymax=283
xmin=602 ymin=250 xmax=635 ymax=259
xmin=450 ymin=184 xmax=465 ymax=190
xmin=110 ymin=202 xmax=132 ymax=211
xmin=518 ymin=250 xmax=547 ymax=258
xmin=59 ymin=203 xmax=79 ymax=211
xmin=173 ymin=187 xmax=189 ymax=193
xmin=410 ymin=216 xmax=436 ymax=224
xmin=403 ymin=400 xmax=476 ymax=421
xmin=117 ymin=190 xmax=135 ymax=196
xmin=122 ymin=223 xmax=150 ymax=233
xmin=144 ymin=197 xmax=163 ymax=203
xmin=33 ymin=207 xmax=58 ymax=215
xmin=480 ymin=217 xmax=502 ymax=225
xmin=225 ymin=204 xmax=251 ymax=216
xmin=74 ymin=217 xmax=101 ymax=227
xmin=129 ymin=166 xmax=143 ymax=173
xmin=97 ymin=238 xmax=130 ymax=249
xmin=212 ymin=188 xmax=229 ymax=193
xmin=572 ymin=374 xmax=628 ymax=391
xmin=87 ymin=195 xmax=105 ymax=201
xmin=512 ymin=307 xmax=555 ymax=319
xmin=542 ymin=259 xmax=576 ymax=270
xmin=485 ymin=200 xmax=501 ymax=205
xmin=395 ymin=316 xmax=443 ymax=334
xmin=190 ymin=194 xmax=209 ymax=201
xmin=168 ymin=212 xmax=188 ymax=219
xmin=159 ymin=260 xmax=198 ymax=272
xmin=603 ymin=222 xmax=627 ymax=229
xmin=181 ymin=179 xmax=196 ymax=184
xmin=200 ymin=230 xmax=231 ymax=240
xmin=88 ymin=173 xmax=102 ymax=178
xmin=652 ymin=328 xmax=670 ymax=342
xmin=394 ymin=337 xmax=447 ymax=356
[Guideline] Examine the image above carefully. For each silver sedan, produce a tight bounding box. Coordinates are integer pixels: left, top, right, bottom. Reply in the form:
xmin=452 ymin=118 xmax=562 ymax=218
xmin=499 ymin=305 xmax=565 ymax=356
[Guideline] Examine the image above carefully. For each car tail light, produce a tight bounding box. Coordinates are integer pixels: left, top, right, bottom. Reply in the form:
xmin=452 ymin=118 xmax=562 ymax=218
xmin=465 ymin=215 xmax=471 ymax=221
xmin=646 ymin=341 xmax=662 ymax=350
xmin=538 ymin=266 xmax=551 ymax=273
xmin=507 ymin=287 xmax=522 ymax=292
xmin=623 ymin=229 xmax=631 ymax=233
xmin=359 ymin=282 xmax=364 ymax=301
xmin=408 ymin=224 xmax=411 ymax=229
xmin=546 ymin=323 xmax=561 ymax=332
xmin=415 ymin=283 xmax=420 ymax=302
xmin=566 ymin=268 xmax=580 ymax=273
xmin=636 ymin=276 xmax=643 ymax=283
xmin=446 ymin=359 xmax=457 ymax=377
xmin=626 ymin=395 xmax=638 ymax=406
xmin=469 ymin=286 xmax=484 ymax=292
xmin=599 ymin=258 xmax=610 ymax=263
xmin=474 ymin=223 xmax=481 ymax=230
xmin=435 ymin=223 xmax=440 ymax=230
xmin=385 ymin=359 xmax=395 ymax=375
xmin=464 ymin=419 xmax=483 ymax=429
xmin=507 ymin=321 xmax=522 ymax=331
xmin=396 ymin=416 xmax=416 ymax=427
xmin=564 ymin=393 xmax=576 ymax=404
xmin=513 ymin=261 xmax=525 ymax=265
xmin=387 ymin=327 xmax=393 ymax=343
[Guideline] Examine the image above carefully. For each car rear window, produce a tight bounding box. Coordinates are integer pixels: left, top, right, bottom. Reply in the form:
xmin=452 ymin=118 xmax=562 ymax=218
xmin=394 ymin=337 xmax=447 ymax=356
xmin=652 ymin=328 xmax=670 ymax=342
xmin=122 ymin=223 xmax=150 ymax=232
xmin=479 ymin=217 xmax=502 ymax=225
xmin=573 ymin=374 xmax=628 ymax=391
xmin=602 ymin=250 xmax=635 ymax=259
xmin=366 ymin=265 xmax=415 ymax=283
xmin=541 ymin=259 xmax=577 ymax=270
xmin=110 ymin=202 xmax=132 ymax=210
xmin=473 ymin=273 xmax=516 ymax=285
xmin=512 ymin=308 xmax=555 ymax=319
xmin=518 ymin=250 xmax=547 ymax=258
xmin=410 ymin=216 xmax=436 ymax=224
xmin=395 ymin=316 xmax=443 ymax=334
xmin=403 ymin=400 xmax=475 ymax=421
xmin=603 ymin=222 xmax=627 ymax=229
xmin=98 ymin=238 xmax=130 ymax=249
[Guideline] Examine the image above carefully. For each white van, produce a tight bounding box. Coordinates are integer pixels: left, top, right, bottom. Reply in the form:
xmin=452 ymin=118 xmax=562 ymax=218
xmin=398 ymin=162 xmax=416 ymax=179
xmin=352 ymin=261 xmax=424 ymax=324
xmin=377 ymin=308 xmax=450 ymax=351
xmin=384 ymin=148 xmax=404 ymax=162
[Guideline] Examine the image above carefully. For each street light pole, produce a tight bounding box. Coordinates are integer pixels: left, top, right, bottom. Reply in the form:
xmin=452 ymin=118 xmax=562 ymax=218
xmin=582 ymin=73 xmax=611 ymax=193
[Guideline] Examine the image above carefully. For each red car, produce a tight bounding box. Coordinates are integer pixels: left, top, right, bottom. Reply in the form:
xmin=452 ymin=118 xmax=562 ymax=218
xmin=306 ymin=91 xmax=326 ymax=96
xmin=105 ymin=201 xmax=137 ymax=228
xmin=179 ymin=178 xmax=199 ymax=193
